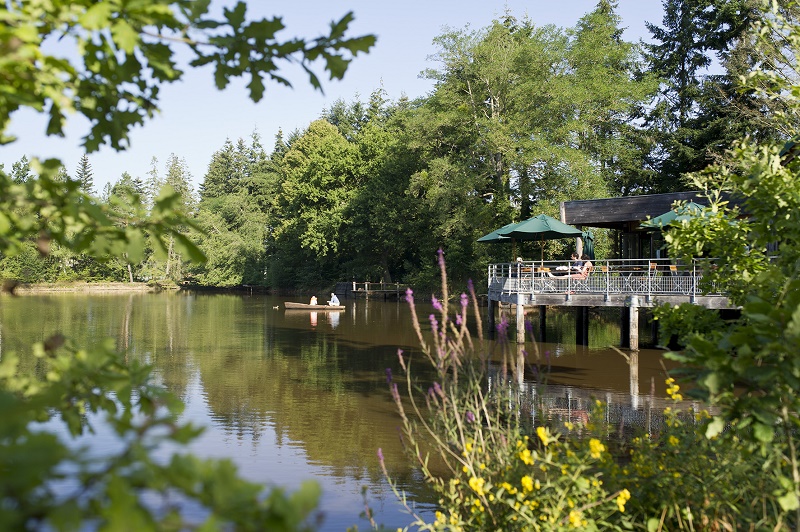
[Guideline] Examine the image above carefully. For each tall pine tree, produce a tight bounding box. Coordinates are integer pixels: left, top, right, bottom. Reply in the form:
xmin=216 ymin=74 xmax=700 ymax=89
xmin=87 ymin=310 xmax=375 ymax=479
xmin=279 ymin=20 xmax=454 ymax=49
xmin=75 ymin=153 xmax=94 ymax=195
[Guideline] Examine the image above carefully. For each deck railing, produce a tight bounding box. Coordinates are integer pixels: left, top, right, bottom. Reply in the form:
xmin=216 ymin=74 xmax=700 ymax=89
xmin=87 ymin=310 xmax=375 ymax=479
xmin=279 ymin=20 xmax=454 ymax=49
xmin=488 ymin=258 xmax=721 ymax=299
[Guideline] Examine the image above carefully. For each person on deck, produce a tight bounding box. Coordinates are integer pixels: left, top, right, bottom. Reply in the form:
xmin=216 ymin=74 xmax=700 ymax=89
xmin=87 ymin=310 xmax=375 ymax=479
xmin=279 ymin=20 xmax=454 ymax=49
xmin=310 ymin=295 xmax=318 ymax=305
xmin=571 ymin=252 xmax=584 ymax=272
xmin=328 ymin=293 xmax=340 ymax=306
xmin=568 ymin=255 xmax=593 ymax=279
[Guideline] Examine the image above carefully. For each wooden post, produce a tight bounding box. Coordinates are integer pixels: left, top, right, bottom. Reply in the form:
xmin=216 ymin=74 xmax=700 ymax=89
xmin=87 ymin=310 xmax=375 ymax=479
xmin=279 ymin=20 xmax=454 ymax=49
xmin=516 ymin=293 xmax=525 ymax=344
xmin=628 ymin=295 xmax=639 ymax=351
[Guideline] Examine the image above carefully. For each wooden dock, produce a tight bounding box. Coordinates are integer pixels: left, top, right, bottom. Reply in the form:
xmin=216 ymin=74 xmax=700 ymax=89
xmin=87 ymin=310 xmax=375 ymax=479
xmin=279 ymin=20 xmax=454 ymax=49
xmin=335 ymin=281 xmax=404 ymax=300
xmin=487 ymin=257 xmax=733 ymax=351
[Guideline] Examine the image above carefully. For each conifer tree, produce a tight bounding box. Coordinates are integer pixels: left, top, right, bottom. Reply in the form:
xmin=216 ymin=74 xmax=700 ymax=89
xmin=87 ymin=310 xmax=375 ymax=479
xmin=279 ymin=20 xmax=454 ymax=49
xmin=75 ymin=153 xmax=94 ymax=194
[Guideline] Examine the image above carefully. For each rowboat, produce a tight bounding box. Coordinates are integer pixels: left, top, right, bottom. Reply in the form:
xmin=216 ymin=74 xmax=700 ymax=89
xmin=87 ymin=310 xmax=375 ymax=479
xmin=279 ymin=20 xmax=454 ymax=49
xmin=284 ymin=302 xmax=345 ymax=310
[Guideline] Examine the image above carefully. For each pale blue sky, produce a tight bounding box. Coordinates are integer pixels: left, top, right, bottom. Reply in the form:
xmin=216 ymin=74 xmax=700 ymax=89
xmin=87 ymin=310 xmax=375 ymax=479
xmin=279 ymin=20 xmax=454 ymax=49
xmin=2 ymin=1 xmax=667 ymax=191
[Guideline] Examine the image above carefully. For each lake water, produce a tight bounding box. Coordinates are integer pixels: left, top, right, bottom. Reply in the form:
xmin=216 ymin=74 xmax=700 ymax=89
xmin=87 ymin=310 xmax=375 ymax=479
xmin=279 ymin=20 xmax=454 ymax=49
xmin=0 ymin=291 xmax=675 ymax=530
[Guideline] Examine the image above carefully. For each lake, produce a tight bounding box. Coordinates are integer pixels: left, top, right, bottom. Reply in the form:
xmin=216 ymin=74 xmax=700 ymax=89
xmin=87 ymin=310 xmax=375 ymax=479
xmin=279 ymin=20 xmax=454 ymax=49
xmin=0 ymin=290 xmax=674 ymax=530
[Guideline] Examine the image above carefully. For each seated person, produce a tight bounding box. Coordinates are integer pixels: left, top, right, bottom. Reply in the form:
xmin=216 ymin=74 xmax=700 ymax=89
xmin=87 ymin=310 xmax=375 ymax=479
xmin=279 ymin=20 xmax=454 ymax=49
xmin=570 ymin=252 xmax=584 ymax=271
xmin=328 ymin=292 xmax=340 ymax=306
xmin=310 ymin=295 xmax=318 ymax=305
xmin=567 ymin=255 xmax=593 ymax=279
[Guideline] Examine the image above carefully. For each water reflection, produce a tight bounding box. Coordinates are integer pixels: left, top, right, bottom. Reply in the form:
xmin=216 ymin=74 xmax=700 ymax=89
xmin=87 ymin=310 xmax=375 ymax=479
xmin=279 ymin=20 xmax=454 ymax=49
xmin=0 ymin=292 xmax=679 ymax=530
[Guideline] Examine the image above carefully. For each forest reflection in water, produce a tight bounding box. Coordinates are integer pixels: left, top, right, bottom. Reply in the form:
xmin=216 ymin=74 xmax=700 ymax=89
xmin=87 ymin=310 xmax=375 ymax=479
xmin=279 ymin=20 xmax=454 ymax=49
xmin=0 ymin=291 xmax=679 ymax=530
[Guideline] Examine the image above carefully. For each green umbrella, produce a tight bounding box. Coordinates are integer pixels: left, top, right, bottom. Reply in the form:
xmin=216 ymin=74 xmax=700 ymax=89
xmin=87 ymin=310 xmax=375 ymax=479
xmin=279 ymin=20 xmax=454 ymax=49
xmin=582 ymin=230 xmax=595 ymax=260
xmin=641 ymin=202 xmax=705 ymax=230
xmin=496 ymin=214 xmax=583 ymax=262
xmin=498 ymin=214 xmax=583 ymax=241
xmin=477 ymin=222 xmax=517 ymax=243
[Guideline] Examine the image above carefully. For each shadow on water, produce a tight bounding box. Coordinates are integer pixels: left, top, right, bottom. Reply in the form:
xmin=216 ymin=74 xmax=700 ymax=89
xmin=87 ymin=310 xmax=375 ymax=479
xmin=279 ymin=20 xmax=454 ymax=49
xmin=0 ymin=292 xmax=683 ymax=530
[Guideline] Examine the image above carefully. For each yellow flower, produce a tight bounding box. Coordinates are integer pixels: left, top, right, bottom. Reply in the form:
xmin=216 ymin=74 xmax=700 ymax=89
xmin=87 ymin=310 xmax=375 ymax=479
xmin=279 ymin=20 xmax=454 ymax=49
xmin=537 ymin=426 xmax=549 ymax=446
xmin=668 ymin=435 xmax=679 ymax=447
xmin=616 ymin=488 xmax=631 ymax=512
xmin=465 ymin=442 xmax=473 ymax=453
xmin=435 ymin=511 xmax=445 ymax=524
xmin=589 ymin=438 xmax=606 ymax=459
xmin=518 ymin=448 xmax=534 ymax=465
xmin=521 ymin=475 xmax=534 ymax=492
xmin=568 ymin=510 xmax=582 ymax=527
xmin=469 ymin=476 xmax=485 ymax=496
xmin=564 ymin=421 xmax=574 ymax=430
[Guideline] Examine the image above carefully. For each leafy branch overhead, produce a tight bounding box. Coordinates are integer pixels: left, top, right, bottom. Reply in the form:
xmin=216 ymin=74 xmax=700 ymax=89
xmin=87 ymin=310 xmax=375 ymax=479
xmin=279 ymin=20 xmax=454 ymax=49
xmin=0 ymin=0 xmax=376 ymax=152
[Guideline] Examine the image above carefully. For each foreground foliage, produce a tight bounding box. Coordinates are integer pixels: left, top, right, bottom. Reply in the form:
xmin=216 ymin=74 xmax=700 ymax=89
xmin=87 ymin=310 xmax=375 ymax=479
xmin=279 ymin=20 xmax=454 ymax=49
xmin=383 ymin=254 xmax=792 ymax=530
xmin=1 ymin=0 xmax=376 ymax=528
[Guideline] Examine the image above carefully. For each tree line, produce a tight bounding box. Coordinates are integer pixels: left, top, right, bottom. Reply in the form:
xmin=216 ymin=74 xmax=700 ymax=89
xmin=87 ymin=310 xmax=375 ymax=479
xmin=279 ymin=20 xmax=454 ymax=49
xmin=2 ymin=0 xmax=793 ymax=292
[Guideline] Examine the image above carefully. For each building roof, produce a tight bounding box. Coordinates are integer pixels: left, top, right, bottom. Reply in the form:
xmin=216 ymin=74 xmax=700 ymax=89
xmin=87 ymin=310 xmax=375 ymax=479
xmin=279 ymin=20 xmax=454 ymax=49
xmin=562 ymin=191 xmax=711 ymax=231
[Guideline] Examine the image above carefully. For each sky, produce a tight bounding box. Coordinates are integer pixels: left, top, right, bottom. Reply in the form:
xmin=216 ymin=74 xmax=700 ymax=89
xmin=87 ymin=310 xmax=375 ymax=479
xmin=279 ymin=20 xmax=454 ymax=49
xmin=2 ymin=1 xmax=667 ymax=192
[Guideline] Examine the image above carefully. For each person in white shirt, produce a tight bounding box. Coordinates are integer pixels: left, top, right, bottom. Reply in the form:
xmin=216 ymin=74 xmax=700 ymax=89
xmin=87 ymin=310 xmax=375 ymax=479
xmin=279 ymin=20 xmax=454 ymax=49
xmin=328 ymin=292 xmax=340 ymax=306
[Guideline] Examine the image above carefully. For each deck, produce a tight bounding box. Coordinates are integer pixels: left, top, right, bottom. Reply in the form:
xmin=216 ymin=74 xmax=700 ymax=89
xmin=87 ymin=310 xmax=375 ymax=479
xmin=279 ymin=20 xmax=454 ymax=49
xmin=488 ymin=258 xmax=732 ymax=310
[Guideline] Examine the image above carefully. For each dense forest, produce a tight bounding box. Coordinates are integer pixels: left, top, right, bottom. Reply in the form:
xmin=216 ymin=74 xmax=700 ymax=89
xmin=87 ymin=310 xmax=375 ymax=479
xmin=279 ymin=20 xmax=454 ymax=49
xmin=1 ymin=0 xmax=791 ymax=291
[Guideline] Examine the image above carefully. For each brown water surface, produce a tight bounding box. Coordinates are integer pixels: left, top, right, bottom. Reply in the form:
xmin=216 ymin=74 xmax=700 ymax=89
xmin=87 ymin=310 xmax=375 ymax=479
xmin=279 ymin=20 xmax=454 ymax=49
xmin=1 ymin=292 xmax=675 ymax=530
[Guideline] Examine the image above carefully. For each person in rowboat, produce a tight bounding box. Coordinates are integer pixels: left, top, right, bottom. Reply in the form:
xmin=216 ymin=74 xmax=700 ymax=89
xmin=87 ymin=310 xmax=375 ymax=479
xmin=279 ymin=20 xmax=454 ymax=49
xmin=328 ymin=293 xmax=340 ymax=306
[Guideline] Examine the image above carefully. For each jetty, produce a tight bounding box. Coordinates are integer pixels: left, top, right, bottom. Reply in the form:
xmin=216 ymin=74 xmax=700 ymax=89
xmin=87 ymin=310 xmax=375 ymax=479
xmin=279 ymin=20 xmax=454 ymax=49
xmin=487 ymin=192 xmax=736 ymax=350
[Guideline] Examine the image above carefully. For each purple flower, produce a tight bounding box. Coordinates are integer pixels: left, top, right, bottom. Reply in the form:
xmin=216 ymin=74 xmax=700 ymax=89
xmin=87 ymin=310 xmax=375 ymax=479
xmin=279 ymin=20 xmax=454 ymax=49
xmin=460 ymin=293 xmax=468 ymax=308
xmin=467 ymin=279 xmax=474 ymax=292
xmin=385 ymin=368 xmax=392 ymax=384
xmin=433 ymin=382 xmax=444 ymax=398
xmin=432 ymin=296 xmax=443 ymax=312
xmin=437 ymin=248 xmax=445 ymax=267
xmin=497 ymin=317 xmax=509 ymax=338
xmin=465 ymin=411 xmax=475 ymax=423
xmin=455 ymin=314 xmax=462 ymax=327
xmin=525 ymin=320 xmax=534 ymax=334
xmin=429 ymin=314 xmax=438 ymax=331
xmin=405 ymin=287 xmax=414 ymax=304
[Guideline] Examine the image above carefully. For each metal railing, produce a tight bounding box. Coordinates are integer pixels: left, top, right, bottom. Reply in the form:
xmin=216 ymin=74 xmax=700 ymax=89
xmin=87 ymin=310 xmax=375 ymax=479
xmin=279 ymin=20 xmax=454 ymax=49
xmin=488 ymin=258 xmax=721 ymax=299
xmin=351 ymin=281 xmax=403 ymax=293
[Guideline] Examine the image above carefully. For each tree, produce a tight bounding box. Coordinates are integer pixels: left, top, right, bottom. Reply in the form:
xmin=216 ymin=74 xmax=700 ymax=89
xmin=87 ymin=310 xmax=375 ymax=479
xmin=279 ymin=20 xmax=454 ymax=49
xmin=10 ymin=156 xmax=30 ymax=184
xmin=643 ymin=0 xmax=795 ymax=191
xmin=75 ymin=153 xmax=94 ymax=195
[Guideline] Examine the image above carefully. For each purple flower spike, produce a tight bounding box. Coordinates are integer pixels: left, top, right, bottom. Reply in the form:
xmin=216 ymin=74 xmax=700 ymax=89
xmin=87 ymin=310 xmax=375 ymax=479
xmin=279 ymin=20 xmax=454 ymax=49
xmin=429 ymin=314 xmax=438 ymax=330
xmin=385 ymin=368 xmax=392 ymax=384
xmin=460 ymin=293 xmax=468 ymax=308
xmin=455 ymin=314 xmax=463 ymax=327
xmin=433 ymin=382 xmax=444 ymax=398
xmin=437 ymin=248 xmax=445 ymax=266
xmin=497 ymin=317 xmax=509 ymax=338
xmin=525 ymin=320 xmax=534 ymax=334
xmin=467 ymin=279 xmax=474 ymax=292
xmin=466 ymin=411 xmax=476 ymax=423
xmin=432 ymin=296 xmax=443 ymax=312
xmin=405 ymin=287 xmax=414 ymax=303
